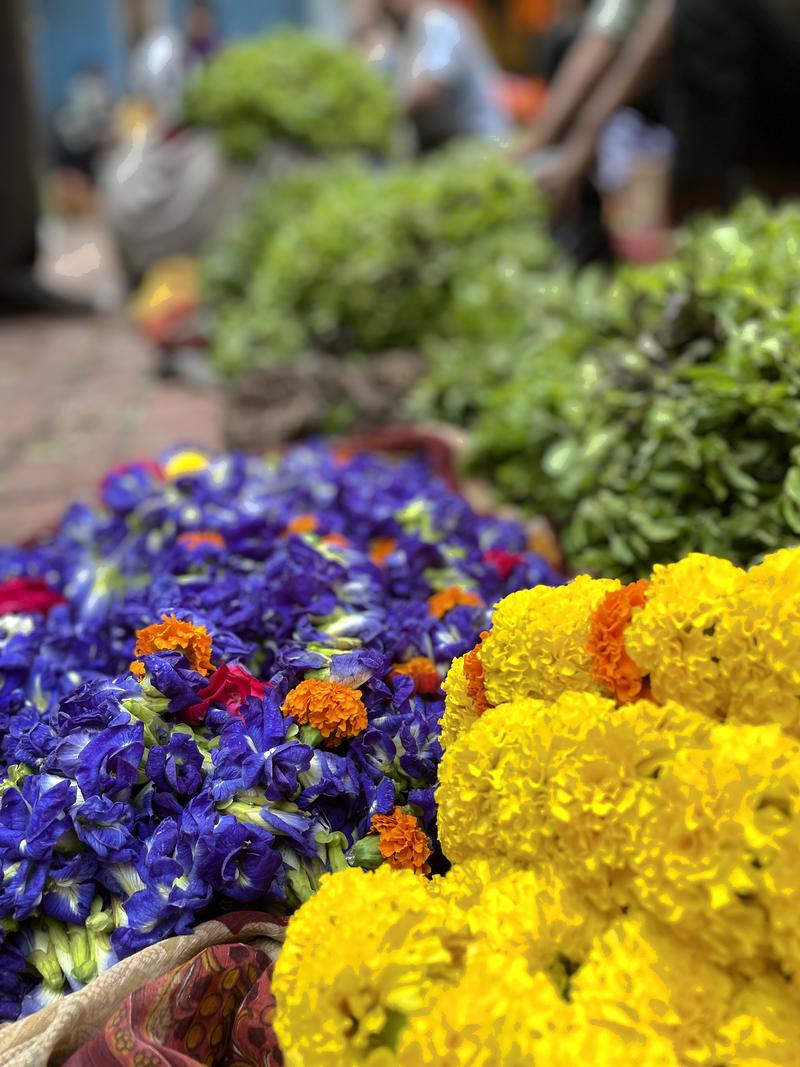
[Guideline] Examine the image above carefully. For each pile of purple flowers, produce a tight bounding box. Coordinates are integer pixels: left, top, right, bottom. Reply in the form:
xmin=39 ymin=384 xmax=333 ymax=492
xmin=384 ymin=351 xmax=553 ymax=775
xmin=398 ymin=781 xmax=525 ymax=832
xmin=0 ymin=445 xmax=562 ymax=1020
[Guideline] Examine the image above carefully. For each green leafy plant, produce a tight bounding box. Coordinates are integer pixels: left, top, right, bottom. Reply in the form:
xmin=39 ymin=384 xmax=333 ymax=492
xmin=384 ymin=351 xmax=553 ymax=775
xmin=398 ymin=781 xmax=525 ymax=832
xmin=184 ymin=30 xmax=395 ymax=161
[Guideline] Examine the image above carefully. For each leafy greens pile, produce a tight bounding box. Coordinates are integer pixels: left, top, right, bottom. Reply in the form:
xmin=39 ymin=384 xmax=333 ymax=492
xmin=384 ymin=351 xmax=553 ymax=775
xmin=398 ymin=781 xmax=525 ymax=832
xmin=206 ymin=144 xmax=556 ymax=375
xmin=412 ymin=198 xmax=800 ymax=578
xmin=184 ymin=30 xmax=394 ymax=162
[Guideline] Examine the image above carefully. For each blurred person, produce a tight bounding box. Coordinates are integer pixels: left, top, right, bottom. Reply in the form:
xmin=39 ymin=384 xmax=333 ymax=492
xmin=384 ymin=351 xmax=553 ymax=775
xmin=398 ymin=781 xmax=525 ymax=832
xmin=52 ymin=62 xmax=112 ymax=180
xmin=184 ymin=1 xmax=220 ymax=65
xmin=99 ymin=25 xmax=230 ymax=287
xmin=379 ymin=0 xmax=512 ymax=151
xmin=0 ymin=0 xmax=91 ymax=315
xmin=523 ymin=0 xmax=800 ymax=217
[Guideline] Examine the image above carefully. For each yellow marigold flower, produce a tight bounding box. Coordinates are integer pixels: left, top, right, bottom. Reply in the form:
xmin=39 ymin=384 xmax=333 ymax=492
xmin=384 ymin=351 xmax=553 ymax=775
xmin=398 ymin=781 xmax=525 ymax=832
xmin=398 ymin=946 xmax=681 ymax=1067
xmin=631 ymin=721 xmax=798 ymax=974
xmin=571 ymin=914 xmax=733 ymax=1064
xmin=747 ymin=546 xmax=800 ymax=586
xmin=427 ymin=586 xmax=484 ymax=619
xmin=713 ymin=551 xmax=800 ymax=737
xmin=440 ymin=655 xmax=474 ymax=751
xmin=274 ymin=867 xmax=465 ymax=1067
xmin=129 ymin=614 xmax=214 ymax=677
xmin=371 ymin=807 xmax=432 ymax=875
xmin=625 ymin=553 xmax=746 ymax=718
xmin=282 ymin=678 xmax=367 ymax=744
xmin=438 ymin=691 xmax=707 ymax=914
xmin=163 ymin=450 xmax=210 ymax=479
xmin=479 ymin=577 xmax=620 ymax=707
xmin=715 ymin=971 xmax=800 ymax=1067
xmin=397 ymin=951 xmax=567 ymax=1067
xmin=466 ymin=863 xmax=607 ymax=981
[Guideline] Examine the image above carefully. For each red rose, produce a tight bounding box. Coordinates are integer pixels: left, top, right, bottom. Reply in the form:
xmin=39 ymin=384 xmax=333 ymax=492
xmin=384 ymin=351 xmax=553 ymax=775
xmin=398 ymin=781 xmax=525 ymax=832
xmin=0 ymin=577 xmax=67 ymax=615
xmin=482 ymin=548 xmax=525 ymax=582
xmin=182 ymin=665 xmax=268 ymax=727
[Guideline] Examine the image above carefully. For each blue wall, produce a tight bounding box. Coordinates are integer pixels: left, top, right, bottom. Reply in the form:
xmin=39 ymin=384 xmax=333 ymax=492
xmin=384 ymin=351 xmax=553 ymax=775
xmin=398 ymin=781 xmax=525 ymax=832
xmin=30 ymin=0 xmax=128 ymax=117
xmin=169 ymin=0 xmax=302 ymax=39
xmin=29 ymin=1 xmax=306 ymax=119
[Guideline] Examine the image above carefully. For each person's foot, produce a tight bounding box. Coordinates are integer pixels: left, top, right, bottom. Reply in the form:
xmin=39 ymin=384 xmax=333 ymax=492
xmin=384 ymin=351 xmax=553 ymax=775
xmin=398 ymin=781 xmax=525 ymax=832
xmin=0 ymin=271 xmax=93 ymax=317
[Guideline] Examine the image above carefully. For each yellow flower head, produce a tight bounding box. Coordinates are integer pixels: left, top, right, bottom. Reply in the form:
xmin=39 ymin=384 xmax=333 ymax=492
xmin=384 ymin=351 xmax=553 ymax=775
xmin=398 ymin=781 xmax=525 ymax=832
xmin=479 ymin=577 xmax=620 ymax=707
xmin=571 ymin=913 xmax=733 ymax=1063
xmin=273 ymin=866 xmax=465 ymax=1067
xmin=631 ymin=721 xmax=800 ymax=974
xmin=713 ymin=547 xmax=800 ymax=736
xmin=625 ymin=553 xmax=746 ymax=717
xmin=438 ymin=691 xmax=707 ymax=913
xmin=398 ymin=944 xmax=681 ymax=1067
xmin=163 ymin=450 xmax=210 ymax=479
xmin=715 ymin=971 xmax=800 ymax=1067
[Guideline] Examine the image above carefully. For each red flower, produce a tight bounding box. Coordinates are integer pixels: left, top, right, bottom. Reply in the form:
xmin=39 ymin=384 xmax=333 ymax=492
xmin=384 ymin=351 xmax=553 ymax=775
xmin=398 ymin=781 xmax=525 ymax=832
xmin=182 ymin=665 xmax=268 ymax=727
xmin=482 ymin=548 xmax=525 ymax=582
xmin=0 ymin=577 xmax=66 ymax=615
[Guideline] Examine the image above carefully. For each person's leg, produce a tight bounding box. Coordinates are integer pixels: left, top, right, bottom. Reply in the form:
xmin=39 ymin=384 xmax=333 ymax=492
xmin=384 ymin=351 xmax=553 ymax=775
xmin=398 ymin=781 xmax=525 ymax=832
xmin=0 ymin=0 xmax=40 ymax=279
xmin=0 ymin=0 xmax=91 ymax=315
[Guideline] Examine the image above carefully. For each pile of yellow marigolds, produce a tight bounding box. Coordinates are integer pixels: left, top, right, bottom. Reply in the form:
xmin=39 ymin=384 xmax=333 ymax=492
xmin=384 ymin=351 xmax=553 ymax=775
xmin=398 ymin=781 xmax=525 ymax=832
xmin=273 ymin=547 xmax=800 ymax=1066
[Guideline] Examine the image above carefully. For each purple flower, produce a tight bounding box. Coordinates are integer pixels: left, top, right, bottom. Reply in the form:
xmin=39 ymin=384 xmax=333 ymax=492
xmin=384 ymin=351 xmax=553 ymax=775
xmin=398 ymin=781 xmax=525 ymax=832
xmin=40 ymin=854 xmax=97 ymax=924
xmin=75 ymin=723 xmax=145 ymax=800
xmin=146 ymin=734 xmax=203 ymax=799
xmin=71 ymin=795 xmax=138 ymax=861
xmin=196 ymin=815 xmax=281 ymax=904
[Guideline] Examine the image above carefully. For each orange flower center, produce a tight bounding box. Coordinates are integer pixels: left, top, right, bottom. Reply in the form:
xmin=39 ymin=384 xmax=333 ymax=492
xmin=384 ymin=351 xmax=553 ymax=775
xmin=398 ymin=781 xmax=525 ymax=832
xmin=587 ymin=580 xmax=651 ymax=704
xmin=464 ymin=632 xmax=492 ymax=717
xmin=389 ymin=657 xmax=441 ymax=695
xmin=282 ymin=679 xmax=368 ymax=744
xmin=177 ymin=531 xmax=226 ymax=551
xmin=370 ymin=807 xmax=432 ymax=875
xmin=129 ymin=614 xmax=214 ymax=678
xmin=369 ymin=538 xmax=397 ymax=566
xmin=283 ymin=514 xmax=318 ymax=537
xmin=428 ymin=586 xmax=484 ymax=619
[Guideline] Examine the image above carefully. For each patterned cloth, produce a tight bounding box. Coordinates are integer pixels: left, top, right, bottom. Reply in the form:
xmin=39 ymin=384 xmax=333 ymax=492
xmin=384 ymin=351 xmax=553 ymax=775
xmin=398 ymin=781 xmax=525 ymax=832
xmin=0 ymin=913 xmax=285 ymax=1067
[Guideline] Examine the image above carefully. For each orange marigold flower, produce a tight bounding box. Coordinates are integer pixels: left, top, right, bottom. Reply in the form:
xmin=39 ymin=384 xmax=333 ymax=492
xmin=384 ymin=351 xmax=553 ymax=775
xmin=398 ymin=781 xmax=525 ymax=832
xmin=332 ymin=447 xmax=355 ymax=467
xmin=587 ymin=580 xmax=651 ymax=703
xmin=464 ymin=633 xmax=491 ymax=717
xmin=322 ymin=533 xmax=350 ymax=549
xmin=390 ymin=657 xmax=441 ymax=695
xmin=177 ymin=530 xmax=226 ymax=551
xmin=370 ymin=807 xmax=432 ymax=875
xmin=369 ymin=538 xmax=397 ymax=566
xmin=130 ymin=614 xmax=214 ymax=677
xmin=283 ymin=514 xmax=318 ymax=537
xmin=428 ymin=586 xmax=484 ymax=619
xmin=282 ymin=679 xmax=367 ymax=744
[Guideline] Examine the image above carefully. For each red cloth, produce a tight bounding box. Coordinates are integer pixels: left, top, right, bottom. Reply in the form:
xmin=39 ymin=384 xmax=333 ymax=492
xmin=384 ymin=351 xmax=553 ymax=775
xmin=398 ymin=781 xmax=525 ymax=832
xmin=65 ymin=941 xmax=283 ymax=1067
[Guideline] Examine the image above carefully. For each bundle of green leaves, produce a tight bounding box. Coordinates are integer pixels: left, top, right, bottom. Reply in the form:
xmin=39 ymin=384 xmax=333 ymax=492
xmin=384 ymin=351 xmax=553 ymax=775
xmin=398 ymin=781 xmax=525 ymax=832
xmin=207 ymin=144 xmax=556 ymax=375
xmin=412 ymin=197 xmax=800 ymax=578
xmin=184 ymin=30 xmax=394 ymax=161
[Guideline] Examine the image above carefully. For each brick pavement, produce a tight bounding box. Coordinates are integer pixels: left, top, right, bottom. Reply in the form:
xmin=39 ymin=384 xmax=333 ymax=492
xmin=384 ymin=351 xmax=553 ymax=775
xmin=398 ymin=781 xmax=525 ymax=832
xmin=0 ymin=311 xmax=224 ymax=543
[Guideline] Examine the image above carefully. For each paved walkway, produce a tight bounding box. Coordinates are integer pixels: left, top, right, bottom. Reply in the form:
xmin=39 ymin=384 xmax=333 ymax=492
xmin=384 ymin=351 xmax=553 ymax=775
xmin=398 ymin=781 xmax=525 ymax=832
xmin=0 ymin=218 xmax=224 ymax=543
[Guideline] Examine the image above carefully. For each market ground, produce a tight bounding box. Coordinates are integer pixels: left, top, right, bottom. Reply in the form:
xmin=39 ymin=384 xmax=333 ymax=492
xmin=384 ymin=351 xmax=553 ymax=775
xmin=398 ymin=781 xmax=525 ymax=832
xmin=0 ymin=215 xmax=224 ymax=543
